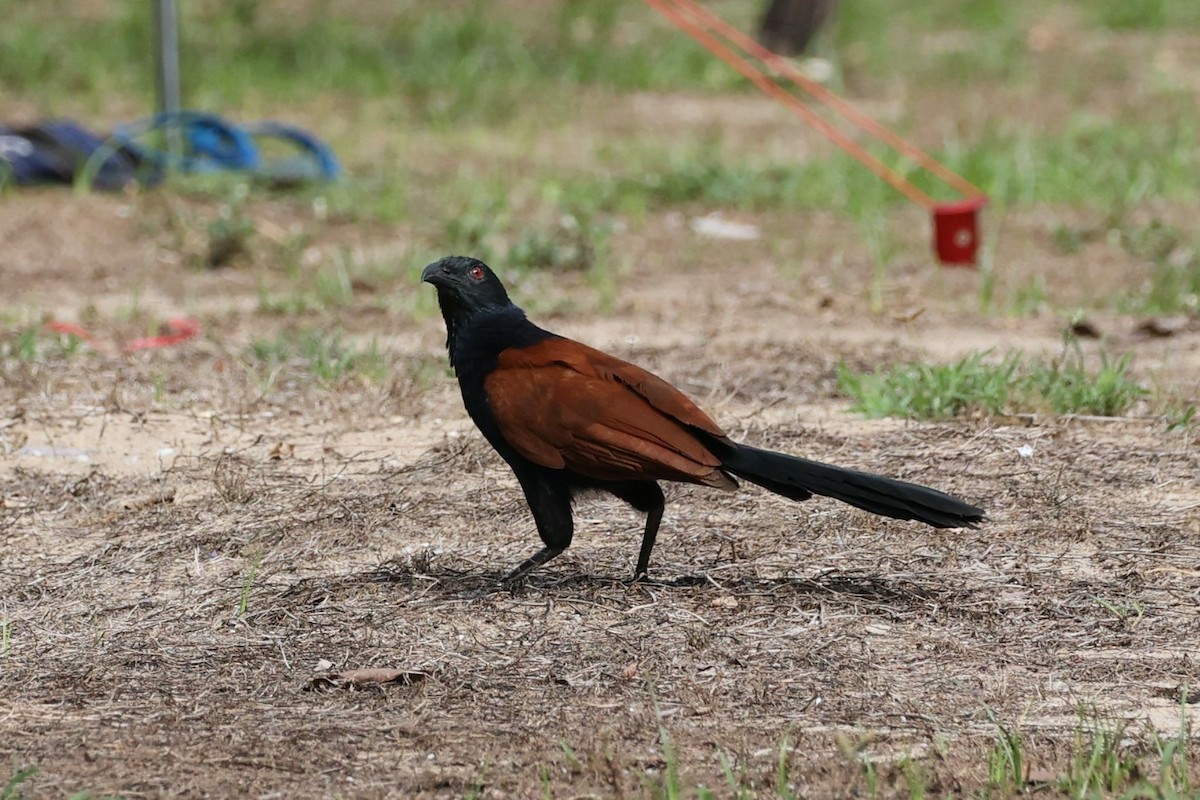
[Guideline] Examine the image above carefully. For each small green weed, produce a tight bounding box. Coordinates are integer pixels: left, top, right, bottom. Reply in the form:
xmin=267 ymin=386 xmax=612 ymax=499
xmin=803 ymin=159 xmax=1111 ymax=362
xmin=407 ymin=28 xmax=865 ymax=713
xmin=442 ymin=191 xmax=510 ymax=264
xmin=441 ymin=193 xmax=610 ymax=275
xmin=574 ymin=148 xmax=893 ymax=216
xmin=651 ymin=723 xmax=685 ymax=800
xmin=773 ymin=736 xmax=798 ymax=800
xmin=1065 ymin=712 xmax=1141 ymax=796
xmin=838 ymin=345 xmax=1148 ymax=420
xmin=3 ymin=329 xmax=39 ymax=362
xmin=506 ymin=211 xmax=611 ymax=273
xmin=1027 ymin=350 xmax=1148 ymax=416
xmin=1099 ymin=0 xmax=1168 ymax=28
xmin=313 ymin=259 xmax=355 ymax=310
xmin=1056 ymin=704 xmax=1197 ymax=798
xmin=1127 ymin=226 xmax=1200 ymax=315
xmin=898 ymin=755 xmax=926 ymax=800
xmin=716 ymin=752 xmax=753 ymax=800
xmin=0 ymin=328 xmax=86 ymax=363
xmin=616 ymin=701 xmax=1196 ymax=800
xmin=305 ymin=175 xmax=410 ymax=225
xmin=1166 ymin=404 xmax=1197 ymax=432
xmin=858 ymin=214 xmax=899 ymax=314
xmin=2 ymin=766 xmax=36 ymax=800
xmin=985 ymin=709 xmax=1026 ymax=793
xmin=985 ymin=703 xmax=1196 ymax=799
xmin=256 ymin=251 xmax=385 ymax=315
xmin=838 ymin=351 xmax=1018 ymax=419
xmin=462 ymin=759 xmax=491 ymax=800
xmin=1047 ymin=215 xmax=1200 ymax=314
xmin=236 ymin=549 xmax=264 ymax=619
xmin=256 ymin=283 xmax=323 ymax=316
xmin=1051 ymin=222 xmax=1089 ymax=256
xmin=1093 ymin=596 xmax=1145 ymax=627
xmin=840 ymin=733 xmax=881 ymax=800
xmin=248 ymin=329 xmax=388 ymax=384
xmin=1011 ymin=275 xmax=1049 ymax=316
xmin=1149 ymin=689 xmax=1196 ymax=796
xmin=204 ymin=184 xmax=256 ymax=269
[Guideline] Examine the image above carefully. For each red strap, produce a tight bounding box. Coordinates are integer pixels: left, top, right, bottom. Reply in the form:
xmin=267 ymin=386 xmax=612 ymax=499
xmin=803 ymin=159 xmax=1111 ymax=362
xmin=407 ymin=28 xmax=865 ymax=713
xmin=644 ymin=0 xmax=986 ymax=208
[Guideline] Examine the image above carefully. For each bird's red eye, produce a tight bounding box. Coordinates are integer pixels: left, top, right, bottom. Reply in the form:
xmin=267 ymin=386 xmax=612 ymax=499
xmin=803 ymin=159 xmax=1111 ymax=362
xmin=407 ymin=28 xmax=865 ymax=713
xmin=468 ymin=265 xmax=484 ymax=281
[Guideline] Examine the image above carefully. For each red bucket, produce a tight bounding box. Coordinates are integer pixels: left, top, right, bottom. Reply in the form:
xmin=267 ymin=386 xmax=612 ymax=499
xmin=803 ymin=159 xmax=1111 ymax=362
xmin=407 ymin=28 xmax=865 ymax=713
xmin=933 ymin=197 xmax=986 ymax=267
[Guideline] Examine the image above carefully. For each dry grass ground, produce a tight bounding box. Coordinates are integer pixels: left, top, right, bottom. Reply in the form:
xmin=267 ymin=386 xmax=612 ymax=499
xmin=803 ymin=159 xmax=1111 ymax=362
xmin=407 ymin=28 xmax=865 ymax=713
xmin=3 ymin=2 xmax=1200 ymax=797
xmin=3 ymin=198 xmax=1198 ymax=796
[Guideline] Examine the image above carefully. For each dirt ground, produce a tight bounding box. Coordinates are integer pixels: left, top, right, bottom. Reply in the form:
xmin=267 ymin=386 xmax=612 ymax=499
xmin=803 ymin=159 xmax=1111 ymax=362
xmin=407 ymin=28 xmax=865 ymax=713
xmin=3 ymin=133 xmax=1200 ymax=796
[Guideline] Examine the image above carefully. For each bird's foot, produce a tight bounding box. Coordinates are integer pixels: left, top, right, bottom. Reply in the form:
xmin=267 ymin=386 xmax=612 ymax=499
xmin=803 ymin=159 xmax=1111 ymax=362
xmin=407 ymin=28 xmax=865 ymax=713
xmin=496 ymin=576 xmax=527 ymax=595
xmin=625 ymin=571 xmax=675 ymax=588
xmin=626 ymin=572 xmax=708 ymax=588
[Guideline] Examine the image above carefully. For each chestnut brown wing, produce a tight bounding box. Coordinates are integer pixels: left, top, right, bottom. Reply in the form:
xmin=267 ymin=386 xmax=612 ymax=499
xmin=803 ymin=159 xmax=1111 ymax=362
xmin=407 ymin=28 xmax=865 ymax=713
xmin=484 ymin=339 xmax=734 ymax=488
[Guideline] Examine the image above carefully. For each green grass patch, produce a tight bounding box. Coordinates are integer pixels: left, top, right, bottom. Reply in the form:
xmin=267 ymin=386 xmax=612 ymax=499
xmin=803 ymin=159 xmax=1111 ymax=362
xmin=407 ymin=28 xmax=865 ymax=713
xmin=1119 ymin=220 xmax=1200 ymax=315
xmin=838 ymin=347 xmax=1149 ymax=420
xmin=247 ymin=329 xmax=387 ymax=385
xmin=8 ymin=0 xmax=1195 ymax=231
xmin=0 ymin=328 xmax=86 ymax=364
xmin=1166 ymin=404 xmax=1198 ymax=432
xmin=0 ymin=0 xmax=747 ymax=123
xmin=8 ymin=0 xmax=1199 ymax=122
xmin=948 ymin=113 xmax=1200 ymax=209
xmin=563 ymin=144 xmax=897 ymax=216
xmin=1091 ymin=0 xmax=1200 ymax=30
xmin=1055 ymin=706 xmax=1196 ymax=797
xmin=1048 ymin=214 xmax=1200 ymax=315
xmin=255 ymin=246 xmax=421 ymax=317
xmin=443 ymin=203 xmax=611 ymax=275
xmin=3 ymin=765 xmax=36 ymax=800
xmin=557 ymin=108 xmax=1199 ymax=219
xmin=835 ymin=0 xmax=1200 ymax=84
xmin=635 ymin=701 xmax=1197 ymax=798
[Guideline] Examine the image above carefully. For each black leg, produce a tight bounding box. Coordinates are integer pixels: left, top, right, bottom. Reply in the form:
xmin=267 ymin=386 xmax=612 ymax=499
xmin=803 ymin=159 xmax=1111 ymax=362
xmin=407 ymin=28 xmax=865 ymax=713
xmin=502 ymin=546 xmax=565 ymax=584
xmin=609 ymin=481 xmax=666 ymax=580
xmin=634 ymin=503 xmax=664 ymax=580
xmin=506 ymin=474 xmax=574 ymax=583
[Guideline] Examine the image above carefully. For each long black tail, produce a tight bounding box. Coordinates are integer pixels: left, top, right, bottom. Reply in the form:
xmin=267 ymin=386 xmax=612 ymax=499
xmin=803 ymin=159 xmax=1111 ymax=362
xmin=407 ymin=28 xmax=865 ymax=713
xmin=723 ymin=444 xmax=985 ymax=529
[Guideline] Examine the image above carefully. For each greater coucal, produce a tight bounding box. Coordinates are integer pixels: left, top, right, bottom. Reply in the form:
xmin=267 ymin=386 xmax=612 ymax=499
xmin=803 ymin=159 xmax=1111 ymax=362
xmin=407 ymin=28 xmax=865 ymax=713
xmin=422 ymin=255 xmax=984 ymax=581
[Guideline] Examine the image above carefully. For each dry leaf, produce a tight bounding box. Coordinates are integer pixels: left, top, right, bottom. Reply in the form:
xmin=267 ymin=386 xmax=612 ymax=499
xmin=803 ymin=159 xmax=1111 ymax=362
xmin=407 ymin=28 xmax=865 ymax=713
xmin=890 ymin=306 xmax=925 ymax=324
xmin=306 ymin=668 xmax=427 ymax=691
xmin=109 ymin=489 xmax=176 ymax=511
xmin=1026 ymin=767 xmax=1058 ymax=785
xmin=268 ymin=441 xmax=294 ymax=460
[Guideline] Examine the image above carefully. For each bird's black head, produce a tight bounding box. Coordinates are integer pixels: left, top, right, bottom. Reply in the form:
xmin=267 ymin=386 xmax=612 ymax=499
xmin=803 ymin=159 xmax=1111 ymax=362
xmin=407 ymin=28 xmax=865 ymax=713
xmin=422 ymin=255 xmax=523 ymax=359
xmin=421 ymin=255 xmax=512 ymax=316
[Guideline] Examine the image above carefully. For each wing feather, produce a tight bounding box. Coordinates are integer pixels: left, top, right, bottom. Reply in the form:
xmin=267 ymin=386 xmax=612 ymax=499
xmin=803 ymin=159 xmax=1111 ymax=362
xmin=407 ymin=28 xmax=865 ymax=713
xmin=484 ymin=338 xmax=735 ymax=489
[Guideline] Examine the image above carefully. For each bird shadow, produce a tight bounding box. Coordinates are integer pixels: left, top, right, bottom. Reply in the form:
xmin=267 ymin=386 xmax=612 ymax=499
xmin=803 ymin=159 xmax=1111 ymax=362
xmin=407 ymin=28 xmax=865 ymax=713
xmin=280 ymin=558 xmax=954 ymax=609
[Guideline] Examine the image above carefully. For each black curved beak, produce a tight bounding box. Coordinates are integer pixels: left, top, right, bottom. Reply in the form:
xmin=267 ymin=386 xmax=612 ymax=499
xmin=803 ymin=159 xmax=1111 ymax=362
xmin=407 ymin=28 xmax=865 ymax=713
xmin=421 ymin=261 xmax=452 ymax=287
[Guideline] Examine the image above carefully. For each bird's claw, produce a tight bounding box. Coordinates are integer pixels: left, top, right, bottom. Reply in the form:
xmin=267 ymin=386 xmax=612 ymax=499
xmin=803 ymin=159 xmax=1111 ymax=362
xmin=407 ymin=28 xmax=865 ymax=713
xmin=626 ymin=572 xmax=707 ymax=588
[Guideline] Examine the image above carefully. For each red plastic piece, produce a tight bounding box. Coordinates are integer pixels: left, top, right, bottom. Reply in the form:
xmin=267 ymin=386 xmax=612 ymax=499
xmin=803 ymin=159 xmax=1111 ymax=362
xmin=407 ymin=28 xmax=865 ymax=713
xmin=42 ymin=317 xmax=202 ymax=352
xmin=44 ymin=322 xmax=95 ymax=341
xmin=123 ymin=318 xmax=202 ymax=352
xmin=933 ymin=197 xmax=986 ymax=267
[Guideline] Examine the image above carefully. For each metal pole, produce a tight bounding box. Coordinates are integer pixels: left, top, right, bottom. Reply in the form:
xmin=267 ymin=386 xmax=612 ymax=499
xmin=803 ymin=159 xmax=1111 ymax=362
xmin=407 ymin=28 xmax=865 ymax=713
xmin=153 ymin=0 xmax=181 ymax=157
